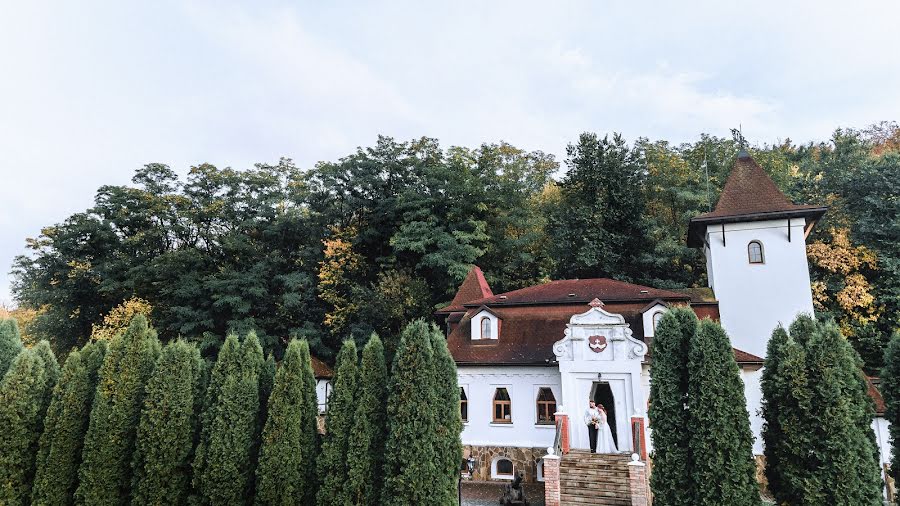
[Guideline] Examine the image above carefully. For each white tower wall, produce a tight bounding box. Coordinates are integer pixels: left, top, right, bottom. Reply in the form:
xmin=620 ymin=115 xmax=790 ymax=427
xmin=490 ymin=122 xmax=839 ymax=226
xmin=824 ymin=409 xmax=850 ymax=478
xmin=704 ymin=218 xmax=815 ymax=358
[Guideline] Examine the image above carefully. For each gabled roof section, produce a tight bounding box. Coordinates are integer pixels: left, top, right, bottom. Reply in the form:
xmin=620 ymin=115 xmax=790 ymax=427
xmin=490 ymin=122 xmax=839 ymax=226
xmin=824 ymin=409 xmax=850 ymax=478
xmin=464 ymin=278 xmax=690 ymax=307
xmin=687 ymin=151 xmax=826 ymax=247
xmin=639 ymin=299 xmax=669 ymax=313
xmin=437 ymin=266 xmax=493 ymax=313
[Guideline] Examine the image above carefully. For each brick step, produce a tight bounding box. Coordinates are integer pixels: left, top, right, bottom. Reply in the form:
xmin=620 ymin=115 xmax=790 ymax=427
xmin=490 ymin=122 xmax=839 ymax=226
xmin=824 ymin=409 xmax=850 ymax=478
xmin=561 ymin=477 xmax=630 ymax=486
xmin=561 ymin=481 xmax=629 ymax=490
xmin=561 ymin=465 xmax=630 ymax=472
xmin=561 ymin=493 xmax=631 ymax=505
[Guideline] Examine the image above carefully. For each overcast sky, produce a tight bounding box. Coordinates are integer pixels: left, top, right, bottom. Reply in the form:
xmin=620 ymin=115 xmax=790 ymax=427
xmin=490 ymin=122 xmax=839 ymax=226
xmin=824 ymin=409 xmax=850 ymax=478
xmin=2 ymin=1 xmax=899 ymax=305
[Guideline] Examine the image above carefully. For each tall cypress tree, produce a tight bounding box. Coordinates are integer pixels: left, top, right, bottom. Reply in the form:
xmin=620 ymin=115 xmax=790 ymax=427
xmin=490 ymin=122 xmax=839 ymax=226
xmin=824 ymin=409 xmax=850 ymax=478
xmin=687 ymin=319 xmax=760 ymax=506
xmin=648 ymin=307 xmax=697 ymax=506
xmin=299 ymin=338 xmax=321 ymax=506
xmin=193 ymin=332 xmax=264 ymax=505
xmin=32 ymin=340 xmax=107 ymax=506
xmin=346 ymin=334 xmax=389 ymax=505
xmin=0 ymin=317 xmax=24 ymax=377
xmin=429 ymin=327 xmax=463 ymax=505
xmin=382 ymin=320 xmax=438 ymax=505
xmin=806 ymin=321 xmax=882 ymax=505
xmin=76 ymin=314 xmax=160 ymax=506
xmin=882 ymin=331 xmax=900 ymax=505
xmin=131 ymin=340 xmax=203 ymax=506
xmin=317 ymin=340 xmax=359 ymax=506
xmin=0 ymin=347 xmax=56 ymax=505
xmin=760 ymin=326 xmax=818 ymax=504
xmin=256 ymin=339 xmax=316 ymax=505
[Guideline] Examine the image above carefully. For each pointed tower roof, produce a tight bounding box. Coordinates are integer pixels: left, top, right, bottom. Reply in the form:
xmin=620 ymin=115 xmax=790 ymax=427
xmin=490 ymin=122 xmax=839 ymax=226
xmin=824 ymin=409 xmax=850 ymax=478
xmin=437 ymin=266 xmax=493 ymax=313
xmin=687 ymin=151 xmax=826 ymax=247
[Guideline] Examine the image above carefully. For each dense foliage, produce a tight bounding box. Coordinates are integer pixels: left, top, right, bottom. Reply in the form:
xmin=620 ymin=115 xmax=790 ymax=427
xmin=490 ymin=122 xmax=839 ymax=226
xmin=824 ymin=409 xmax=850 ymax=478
xmin=346 ymin=334 xmax=388 ymax=505
xmin=316 ymin=340 xmax=359 ymax=506
xmin=429 ymin=328 xmax=463 ymax=505
xmin=0 ymin=317 xmax=24 ymax=376
xmin=762 ymin=315 xmax=883 ymax=505
xmin=882 ymin=331 xmax=900 ymax=505
xmin=13 ymin=125 xmax=898 ymax=368
xmin=32 ymin=340 xmax=107 ymax=506
xmin=647 ymin=308 xmax=697 ymax=506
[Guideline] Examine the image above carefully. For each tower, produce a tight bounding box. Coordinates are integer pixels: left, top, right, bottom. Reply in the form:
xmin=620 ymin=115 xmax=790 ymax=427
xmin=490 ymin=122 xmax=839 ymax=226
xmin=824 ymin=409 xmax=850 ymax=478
xmin=687 ymin=151 xmax=827 ymax=358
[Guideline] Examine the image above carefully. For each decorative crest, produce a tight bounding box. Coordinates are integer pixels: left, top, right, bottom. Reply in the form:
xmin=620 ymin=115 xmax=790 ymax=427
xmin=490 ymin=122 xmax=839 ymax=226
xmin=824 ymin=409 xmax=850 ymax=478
xmin=589 ymin=298 xmax=604 ymax=308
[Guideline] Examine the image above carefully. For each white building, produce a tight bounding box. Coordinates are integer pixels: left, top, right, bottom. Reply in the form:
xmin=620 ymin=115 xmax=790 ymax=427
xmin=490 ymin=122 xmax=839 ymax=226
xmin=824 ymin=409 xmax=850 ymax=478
xmin=436 ymin=151 xmax=890 ymax=487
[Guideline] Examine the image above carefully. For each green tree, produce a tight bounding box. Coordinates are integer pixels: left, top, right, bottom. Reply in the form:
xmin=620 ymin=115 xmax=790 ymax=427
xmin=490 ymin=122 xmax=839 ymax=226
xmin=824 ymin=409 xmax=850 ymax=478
xmin=429 ymin=328 xmax=463 ymax=505
xmin=193 ymin=332 xmax=264 ymax=505
xmin=317 ymin=340 xmax=359 ymax=506
xmin=806 ymin=320 xmax=883 ymax=505
xmin=0 ymin=344 xmax=58 ymax=505
xmin=687 ymin=319 xmax=760 ymax=506
xmin=256 ymin=339 xmax=317 ymax=505
xmin=75 ymin=314 xmax=160 ymax=506
xmin=881 ymin=331 xmax=900 ymax=505
xmin=32 ymin=340 xmax=107 ymax=506
xmin=381 ymin=320 xmax=438 ymax=505
xmin=346 ymin=334 xmax=388 ymax=505
xmin=0 ymin=317 xmax=24 ymax=376
xmin=760 ymin=325 xmax=819 ymax=504
xmin=299 ymin=339 xmax=320 ymax=505
xmin=130 ymin=340 xmax=203 ymax=506
xmin=647 ymin=308 xmax=697 ymax=506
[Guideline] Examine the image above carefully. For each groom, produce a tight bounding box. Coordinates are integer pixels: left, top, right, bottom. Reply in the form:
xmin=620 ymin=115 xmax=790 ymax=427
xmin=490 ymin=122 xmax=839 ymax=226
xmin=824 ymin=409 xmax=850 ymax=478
xmin=584 ymin=399 xmax=601 ymax=453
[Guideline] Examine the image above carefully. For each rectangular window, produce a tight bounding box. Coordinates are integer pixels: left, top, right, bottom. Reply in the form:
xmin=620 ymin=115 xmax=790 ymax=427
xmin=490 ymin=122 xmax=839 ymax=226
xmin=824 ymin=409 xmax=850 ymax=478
xmin=460 ymin=387 xmax=468 ymax=422
xmin=536 ymin=387 xmax=556 ymax=424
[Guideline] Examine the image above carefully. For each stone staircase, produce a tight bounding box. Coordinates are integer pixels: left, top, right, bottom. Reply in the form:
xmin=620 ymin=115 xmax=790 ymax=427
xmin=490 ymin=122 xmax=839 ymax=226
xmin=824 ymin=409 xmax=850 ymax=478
xmin=559 ymin=450 xmax=633 ymax=505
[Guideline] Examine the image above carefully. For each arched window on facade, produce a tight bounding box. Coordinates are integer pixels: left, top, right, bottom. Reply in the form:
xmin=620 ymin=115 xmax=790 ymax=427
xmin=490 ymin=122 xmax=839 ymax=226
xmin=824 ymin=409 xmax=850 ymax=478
xmin=494 ymin=458 xmax=514 ymax=478
xmin=480 ymin=316 xmax=492 ymax=339
xmin=652 ymin=311 xmax=664 ymax=332
xmin=460 ymin=387 xmax=468 ymax=422
xmin=536 ymin=387 xmax=556 ymax=424
xmin=493 ymin=388 xmax=511 ymax=423
xmin=748 ymin=240 xmax=764 ymax=264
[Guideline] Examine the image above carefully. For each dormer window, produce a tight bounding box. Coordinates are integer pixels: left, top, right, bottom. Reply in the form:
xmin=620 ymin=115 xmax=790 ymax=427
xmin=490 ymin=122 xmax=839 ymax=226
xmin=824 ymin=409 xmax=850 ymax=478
xmin=641 ymin=300 xmax=668 ymax=339
xmin=480 ymin=316 xmax=492 ymax=339
xmin=470 ymin=308 xmax=499 ymax=340
xmin=748 ymin=240 xmax=764 ymax=264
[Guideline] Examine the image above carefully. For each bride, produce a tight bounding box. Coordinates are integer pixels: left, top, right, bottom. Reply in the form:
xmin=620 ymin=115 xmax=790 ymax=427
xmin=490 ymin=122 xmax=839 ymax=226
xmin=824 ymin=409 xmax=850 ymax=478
xmin=594 ymin=404 xmax=618 ymax=453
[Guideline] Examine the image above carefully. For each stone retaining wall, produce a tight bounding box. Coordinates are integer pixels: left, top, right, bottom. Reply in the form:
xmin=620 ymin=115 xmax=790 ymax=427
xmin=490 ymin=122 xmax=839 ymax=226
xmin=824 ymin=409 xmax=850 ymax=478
xmin=462 ymin=445 xmax=548 ymax=483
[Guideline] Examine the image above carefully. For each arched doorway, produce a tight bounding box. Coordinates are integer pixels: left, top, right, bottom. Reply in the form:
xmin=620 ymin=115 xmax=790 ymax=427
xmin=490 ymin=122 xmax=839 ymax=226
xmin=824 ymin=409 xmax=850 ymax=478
xmin=591 ymin=382 xmax=618 ymax=448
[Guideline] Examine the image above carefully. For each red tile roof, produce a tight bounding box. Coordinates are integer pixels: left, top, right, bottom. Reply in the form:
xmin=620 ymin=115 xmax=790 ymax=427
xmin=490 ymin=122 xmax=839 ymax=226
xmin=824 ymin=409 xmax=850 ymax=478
xmin=310 ymin=355 xmax=333 ymax=379
xmin=867 ymin=376 xmax=886 ymax=415
xmin=438 ymin=266 xmax=493 ymax=313
xmin=687 ymin=152 xmax=826 ymax=247
xmin=460 ymin=278 xmax=690 ymax=308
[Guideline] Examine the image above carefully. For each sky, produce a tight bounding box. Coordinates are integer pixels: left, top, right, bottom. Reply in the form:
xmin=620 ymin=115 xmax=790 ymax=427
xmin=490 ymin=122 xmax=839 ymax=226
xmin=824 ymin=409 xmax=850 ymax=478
xmin=1 ymin=0 xmax=899 ymax=305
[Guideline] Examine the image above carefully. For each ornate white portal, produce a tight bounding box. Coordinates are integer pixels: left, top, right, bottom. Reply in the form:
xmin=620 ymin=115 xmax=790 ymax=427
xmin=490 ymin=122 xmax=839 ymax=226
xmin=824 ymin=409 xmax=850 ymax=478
xmin=553 ymin=299 xmax=649 ymax=453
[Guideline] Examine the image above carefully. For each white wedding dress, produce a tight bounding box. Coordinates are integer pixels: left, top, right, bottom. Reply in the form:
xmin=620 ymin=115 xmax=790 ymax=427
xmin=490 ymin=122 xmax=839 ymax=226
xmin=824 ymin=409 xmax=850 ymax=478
xmin=595 ymin=411 xmax=618 ymax=453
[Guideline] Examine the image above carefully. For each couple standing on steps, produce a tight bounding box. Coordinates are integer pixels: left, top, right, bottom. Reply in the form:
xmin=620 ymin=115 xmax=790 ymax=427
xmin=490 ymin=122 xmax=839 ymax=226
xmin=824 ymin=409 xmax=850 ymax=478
xmin=584 ymin=399 xmax=618 ymax=454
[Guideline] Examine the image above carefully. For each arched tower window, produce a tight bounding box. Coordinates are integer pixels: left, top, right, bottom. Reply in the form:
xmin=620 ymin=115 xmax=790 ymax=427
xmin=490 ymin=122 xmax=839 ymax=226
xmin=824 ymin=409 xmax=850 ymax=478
xmin=480 ymin=316 xmax=492 ymax=339
xmin=748 ymin=240 xmax=764 ymax=264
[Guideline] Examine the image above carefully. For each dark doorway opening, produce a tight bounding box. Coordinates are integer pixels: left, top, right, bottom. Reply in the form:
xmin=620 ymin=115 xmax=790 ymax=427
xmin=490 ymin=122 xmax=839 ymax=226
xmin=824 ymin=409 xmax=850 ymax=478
xmin=592 ymin=382 xmax=618 ymax=448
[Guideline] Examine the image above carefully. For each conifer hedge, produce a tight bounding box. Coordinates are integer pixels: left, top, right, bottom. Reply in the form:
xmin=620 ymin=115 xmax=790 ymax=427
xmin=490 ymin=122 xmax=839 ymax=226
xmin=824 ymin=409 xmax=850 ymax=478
xmin=317 ymin=340 xmax=359 ymax=506
xmin=0 ymin=344 xmax=59 ymax=505
xmin=882 ymin=331 xmax=900 ymax=506
xmin=32 ymin=340 xmax=107 ymax=506
xmin=75 ymin=315 xmax=160 ymax=506
xmin=382 ymin=320 xmax=439 ymax=505
xmin=299 ymin=336 xmax=320 ymax=506
xmin=0 ymin=317 xmax=24 ymax=376
xmin=130 ymin=340 xmax=203 ymax=505
xmin=647 ymin=308 xmax=696 ymax=506
xmin=430 ymin=327 xmax=463 ymax=505
xmin=256 ymin=339 xmax=317 ymax=505
xmin=347 ymin=334 xmax=388 ymax=505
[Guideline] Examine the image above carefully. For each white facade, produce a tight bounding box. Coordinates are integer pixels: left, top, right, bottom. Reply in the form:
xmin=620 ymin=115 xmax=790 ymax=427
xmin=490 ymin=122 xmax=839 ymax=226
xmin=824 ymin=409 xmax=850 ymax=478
xmin=458 ymin=366 xmax=560 ymax=448
xmin=703 ymin=218 xmax=815 ymax=358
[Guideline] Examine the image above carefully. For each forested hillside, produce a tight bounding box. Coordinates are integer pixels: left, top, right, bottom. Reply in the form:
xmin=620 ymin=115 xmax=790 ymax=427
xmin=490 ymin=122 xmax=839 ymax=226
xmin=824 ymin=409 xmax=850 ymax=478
xmin=10 ymin=124 xmax=900 ymax=372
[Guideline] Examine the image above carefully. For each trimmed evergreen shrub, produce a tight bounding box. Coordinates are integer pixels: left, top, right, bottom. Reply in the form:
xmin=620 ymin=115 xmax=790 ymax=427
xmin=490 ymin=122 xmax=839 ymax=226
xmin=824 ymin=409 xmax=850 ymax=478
xmin=429 ymin=327 xmax=463 ymax=505
xmin=0 ymin=317 xmax=24 ymax=377
xmin=760 ymin=326 xmax=818 ymax=504
xmin=250 ymin=353 xmax=276 ymax=497
xmin=647 ymin=307 xmax=697 ymax=506
xmin=382 ymin=320 xmax=439 ymax=506
xmin=882 ymin=330 xmax=900 ymax=506
xmin=317 ymin=340 xmax=359 ymax=506
xmin=687 ymin=319 xmax=760 ymax=506
xmin=299 ymin=337 xmax=320 ymax=506
xmin=256 ymin=339 xmax=316 ymax=505
xmin=0 ymin=347 xmax=57 ymax=505
xmin=192 ymin=332 xmax=264 ymax=505
xmin=806 ymin=321 xmax=883 ymax=505
xmin=76 ymin=314 xmax=160 ymax=506
xmin=346 ymin=334 xmax=389 ymax=505
xmin=32 ymin=340 xmax=107 ymax=506
xmin=130 ymin=340 xmax=203 ymax=506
